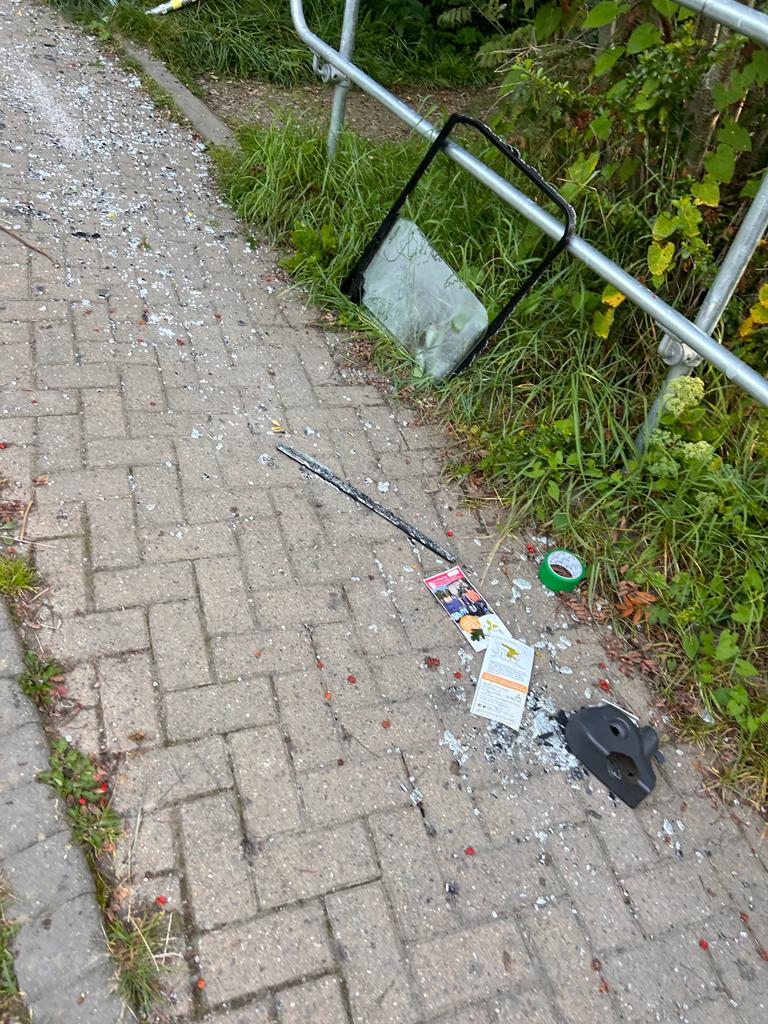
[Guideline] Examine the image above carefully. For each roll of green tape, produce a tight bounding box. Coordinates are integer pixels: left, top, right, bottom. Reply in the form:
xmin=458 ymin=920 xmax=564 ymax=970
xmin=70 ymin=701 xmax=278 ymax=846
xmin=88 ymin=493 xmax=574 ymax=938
xmin=538 ymin=549 xmax=586 ymax=592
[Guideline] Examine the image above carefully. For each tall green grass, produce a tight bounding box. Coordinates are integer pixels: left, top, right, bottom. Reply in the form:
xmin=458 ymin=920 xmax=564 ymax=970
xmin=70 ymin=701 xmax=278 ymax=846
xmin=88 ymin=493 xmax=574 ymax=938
xmin=48 ymin=0 xmax=487 ymax=88
xmin=218 ymin=121 xmax=768 ymax=800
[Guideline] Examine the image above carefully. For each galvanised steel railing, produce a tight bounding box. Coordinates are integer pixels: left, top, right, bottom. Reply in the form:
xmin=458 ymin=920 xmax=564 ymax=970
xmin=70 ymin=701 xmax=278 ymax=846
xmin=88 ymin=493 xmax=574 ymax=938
xmin=290 ymin=0 xmax=768 ymax=443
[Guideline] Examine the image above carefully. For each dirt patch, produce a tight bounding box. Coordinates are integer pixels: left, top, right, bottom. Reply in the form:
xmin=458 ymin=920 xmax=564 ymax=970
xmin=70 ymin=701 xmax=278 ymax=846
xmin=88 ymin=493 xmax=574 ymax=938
xmin=200 ymin=75 xmax=501 ymax=143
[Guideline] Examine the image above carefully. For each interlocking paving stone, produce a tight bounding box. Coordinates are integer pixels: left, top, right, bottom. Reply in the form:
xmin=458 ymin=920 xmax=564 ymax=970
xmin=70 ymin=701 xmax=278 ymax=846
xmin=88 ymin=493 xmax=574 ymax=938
xmin=198 ymin=902 xmax=334 ymax=1006
xmin=180 ymin=792 xmax=258 ymax=930
xmin=275 ymin=975 xmax=350 ymax=1024
xmin=253 ymin=819 xmax=378 ymax=907
xmin=327 ymin=882 xmax=419 ymax=1024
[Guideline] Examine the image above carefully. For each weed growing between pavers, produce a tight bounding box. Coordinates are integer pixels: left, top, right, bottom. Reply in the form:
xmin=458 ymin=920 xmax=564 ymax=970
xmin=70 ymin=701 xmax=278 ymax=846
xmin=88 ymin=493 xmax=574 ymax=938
xmin=34 ymin=737 xmax=176 ymax=1018
xmin=0 ymin=557 xmax=37 ymax=600
xmin=38 ymin=739 xmax=123 ymax=855
xmin=218 ymin=121 xmax=768 ymax=803
xmin=105 ymin=912 xmax=171 ymax=1021
xmin=17 ymin=651 xmax=66 ymax=709
xmin=0 ymin=878 xmax=30 ymax=1024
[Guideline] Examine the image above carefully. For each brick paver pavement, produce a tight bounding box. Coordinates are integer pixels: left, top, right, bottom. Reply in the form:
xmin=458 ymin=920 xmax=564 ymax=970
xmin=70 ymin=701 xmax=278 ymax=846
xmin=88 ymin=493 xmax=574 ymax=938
xmin=1 ymin=3 xmax=766 ymax=1022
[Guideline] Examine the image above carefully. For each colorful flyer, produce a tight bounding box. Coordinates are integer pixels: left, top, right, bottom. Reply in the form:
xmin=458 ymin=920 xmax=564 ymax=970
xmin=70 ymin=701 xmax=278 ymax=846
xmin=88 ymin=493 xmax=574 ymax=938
xmin=470 ymin=634 xmax=534 ymax=731
xmin=423 ymin=565 xmax=512 ymax=651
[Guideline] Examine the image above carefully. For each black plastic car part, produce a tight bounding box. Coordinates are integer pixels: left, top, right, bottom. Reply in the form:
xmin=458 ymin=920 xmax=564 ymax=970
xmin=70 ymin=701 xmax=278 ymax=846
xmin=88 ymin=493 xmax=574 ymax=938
xmin=565 ymin=705 xmax=664 ymax=808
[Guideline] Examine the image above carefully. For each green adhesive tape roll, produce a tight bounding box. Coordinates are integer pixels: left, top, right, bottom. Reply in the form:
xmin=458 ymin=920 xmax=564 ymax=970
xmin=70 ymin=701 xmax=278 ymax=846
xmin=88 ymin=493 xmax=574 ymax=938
xmin=538 ymin=549 xmax=587 ymax=592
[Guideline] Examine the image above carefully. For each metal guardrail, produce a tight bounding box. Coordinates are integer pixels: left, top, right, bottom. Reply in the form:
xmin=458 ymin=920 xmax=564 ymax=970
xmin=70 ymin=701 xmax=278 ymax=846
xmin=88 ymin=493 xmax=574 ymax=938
xmin=289 ymin=0 xmax=768 ymax=440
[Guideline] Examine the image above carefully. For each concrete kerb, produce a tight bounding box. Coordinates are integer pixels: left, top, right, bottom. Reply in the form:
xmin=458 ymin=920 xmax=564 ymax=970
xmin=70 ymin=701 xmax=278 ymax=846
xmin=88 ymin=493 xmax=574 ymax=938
xmin=0 ymin=597 xmax=126 ymax=1023
xmin=117 ymin=39 xmax=236 ymax=149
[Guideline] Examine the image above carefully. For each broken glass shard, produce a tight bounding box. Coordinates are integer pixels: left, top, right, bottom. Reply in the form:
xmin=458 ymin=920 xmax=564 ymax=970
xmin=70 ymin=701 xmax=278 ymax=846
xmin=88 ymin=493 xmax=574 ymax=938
xmin=360 ymin=218 xmax=488 ymax=379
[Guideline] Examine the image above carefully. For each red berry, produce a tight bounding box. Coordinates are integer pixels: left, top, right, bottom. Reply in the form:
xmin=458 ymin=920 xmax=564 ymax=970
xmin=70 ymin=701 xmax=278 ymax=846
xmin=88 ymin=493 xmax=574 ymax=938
xmin=526 ymin=543 xmax=535 ymax=554
xmin=454 ymin=671 xmax=462 ymax=679
xmin=78 ymin=797 xmax=87 ymax=805
xmin=196 ymin=977 xmax=206 ymax=989
xmin=464 ymin=846 xmax=476 ymax=856
xmin=446 ymin=530 xmax=454 ymax=537
xmin=381 ymin=719 xmax=392 ymax=729
xmin=699 ymin=938 xmax=709 ymax=950
xmin=100 ymin=782 xmax=108 ymax=792
xmin=347 ymin=674 xmax=357 ymax=684
xmin=324 ymin=691 xmax=332 ymax=701
xmin=598 ymin=679 xmax=611 ymax=692
xmin=155 ymin=895 xmax=168 ymax=907
xmin=337 ymin=757 xmax=345 ymax=766
xmin=316 ymin=659 xmax=324 ymax=669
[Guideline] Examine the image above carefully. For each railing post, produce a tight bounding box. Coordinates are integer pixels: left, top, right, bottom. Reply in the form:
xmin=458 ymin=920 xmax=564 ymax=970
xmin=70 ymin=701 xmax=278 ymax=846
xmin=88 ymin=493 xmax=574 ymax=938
xmin=326 ymin=0 xmax=361 ymax=161
xmin=637 ymin=168 xmax=768 ymax=451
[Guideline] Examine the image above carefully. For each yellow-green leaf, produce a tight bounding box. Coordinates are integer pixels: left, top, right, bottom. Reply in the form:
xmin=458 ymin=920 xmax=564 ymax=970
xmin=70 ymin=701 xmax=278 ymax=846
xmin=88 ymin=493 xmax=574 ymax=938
xmin=652 ymin=212 xmax=678 ymax=240
xmin=751 ymin=303 xmax=768 ymax=325
xmin=593 ymin=307 xmax=615 ymax=338
xmin=648 ymin=241 xmax=675 ymax=277
xmin=691 ymin=180 xmax=720 ymax=207
xmin=759 ymin=282 xmax=768 ymax=305
xmin=601 ymin=285 xmax=626 ymax=308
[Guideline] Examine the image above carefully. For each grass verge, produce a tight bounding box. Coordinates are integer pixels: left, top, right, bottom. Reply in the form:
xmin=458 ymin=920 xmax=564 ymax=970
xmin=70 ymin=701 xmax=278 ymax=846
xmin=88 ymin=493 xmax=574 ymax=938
xmin=45 ymin=0 xmax=487 ymax=89
xmin=217 ymin=120 xmax=768 ymax=803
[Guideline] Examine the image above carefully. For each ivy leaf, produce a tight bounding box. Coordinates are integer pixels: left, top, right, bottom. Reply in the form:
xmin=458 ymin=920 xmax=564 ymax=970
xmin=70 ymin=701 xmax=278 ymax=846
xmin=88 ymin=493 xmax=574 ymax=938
xmin=626 ymin=21 xmax=661 ymax=55
xmin=592 ymin=46 xmax=624 ymax=77
xmin=691 ymin=179 xmax=720 ymax=207
xmin=647 ymin=241 xmax=675 ymax=277
xmin=716 ymin=118 xmax=752 ymax=153
xmin=583 ymin=1 xmax=629 ymax=29
xmin=652 ymin=212 xmax=679 ymax=239
xmin=704 ymin=143 xmax=736 ymax=184
xmin=652 ymin=0 xmax=677 ymax=14
xmin=734 ymin=658 xmax=759 ymax=677
xmin=592 ymin=306 xmax=615 ymax=338
xmin=712 ymin=75 xmax=746 ymax=113
xmin=714 ymin=628 xmax=740 ymax=661
xmin=534 ymin=3 xmax=563 ymax=40
xmin=747 ymin=50 xmax=768 ymax=86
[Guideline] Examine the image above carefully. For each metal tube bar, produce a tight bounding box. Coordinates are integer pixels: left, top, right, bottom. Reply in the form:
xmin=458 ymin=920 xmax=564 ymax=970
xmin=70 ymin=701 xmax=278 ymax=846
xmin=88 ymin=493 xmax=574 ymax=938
xmin=289 ymin=0 xmax=768 ymax=407
xmin=327 ymin=0 xmax=360 ymax=161
xmin=674 ymin=0 xmax=768 ymax=47
xmin=637 ymin=170 xmax=768 ymax=448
